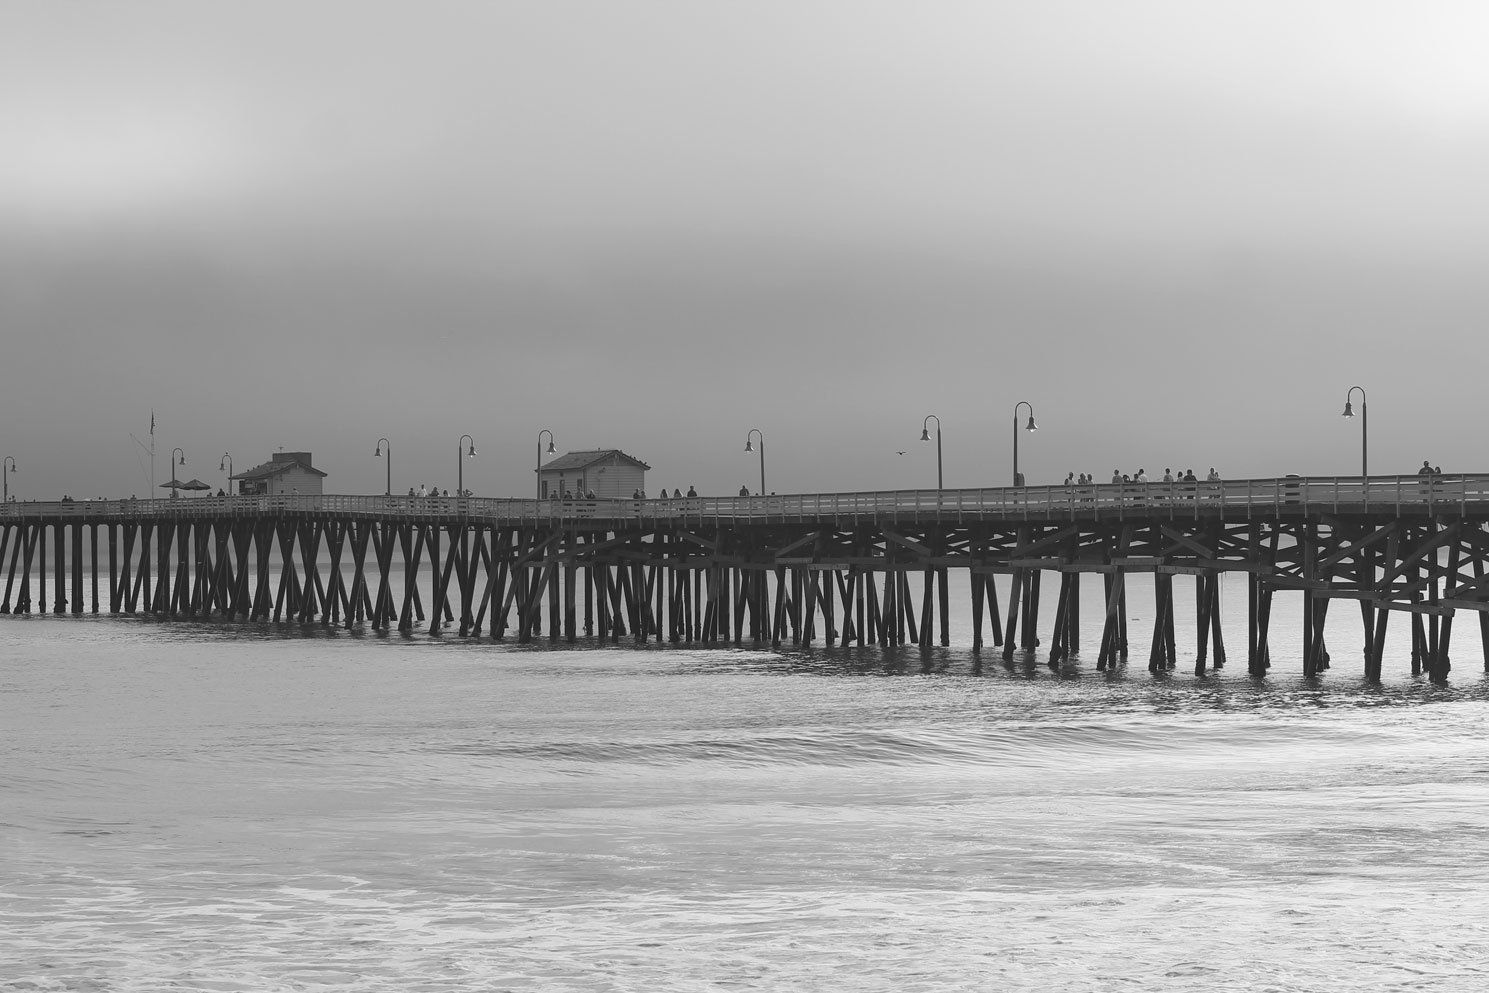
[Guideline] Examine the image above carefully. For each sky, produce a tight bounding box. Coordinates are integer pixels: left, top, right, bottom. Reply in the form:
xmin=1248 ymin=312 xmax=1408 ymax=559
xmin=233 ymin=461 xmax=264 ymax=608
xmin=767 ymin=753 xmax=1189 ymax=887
xmin=3 ymin=1 xmax=1488 ymax=499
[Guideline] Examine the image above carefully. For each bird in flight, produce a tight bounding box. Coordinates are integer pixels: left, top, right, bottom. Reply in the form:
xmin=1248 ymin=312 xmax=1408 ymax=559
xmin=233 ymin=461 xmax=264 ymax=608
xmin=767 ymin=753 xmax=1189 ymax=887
xmin=895 ymin=451 xmax=907 ymax=456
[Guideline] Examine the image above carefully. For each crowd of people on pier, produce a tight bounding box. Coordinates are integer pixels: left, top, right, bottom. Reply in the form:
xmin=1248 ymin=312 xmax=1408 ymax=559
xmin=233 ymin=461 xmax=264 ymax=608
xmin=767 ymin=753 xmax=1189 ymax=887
xmin=625 ymin=486 xmax=699 ymax=501
xmin=1061 ymin=468 xmax=1223 ymax=487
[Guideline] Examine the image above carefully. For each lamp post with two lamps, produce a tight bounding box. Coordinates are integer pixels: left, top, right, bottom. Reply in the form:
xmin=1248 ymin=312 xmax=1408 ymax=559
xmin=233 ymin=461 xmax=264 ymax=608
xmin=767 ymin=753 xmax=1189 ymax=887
xmin=744 ymin=428 xmax=765 ymax=496
xmin=536 ymin=430 xmax=556 ymax=500
xmin=458 ymin=435 xmax=477 ymax=496
xmin=1011 ymin=402 xmax=1037 ymax=486
xmin=1341 ymin=386 xmax=1367 ymax=477
xmin=919 ymin=415 xmax=943 ymax=490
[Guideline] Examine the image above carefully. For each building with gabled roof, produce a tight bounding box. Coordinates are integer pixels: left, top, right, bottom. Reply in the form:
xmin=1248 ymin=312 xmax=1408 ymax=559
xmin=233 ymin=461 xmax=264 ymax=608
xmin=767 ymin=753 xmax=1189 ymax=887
xmin=537 ymin=449 xmax=649 ymax=499
xmin=230 ymin=451 xmax=327 ymax=496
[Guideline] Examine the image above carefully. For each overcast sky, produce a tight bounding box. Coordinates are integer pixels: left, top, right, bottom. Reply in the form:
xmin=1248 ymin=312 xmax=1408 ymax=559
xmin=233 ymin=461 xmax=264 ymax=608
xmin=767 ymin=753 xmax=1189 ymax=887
xmin=3 ymin=1 xmax=1487 ymax=499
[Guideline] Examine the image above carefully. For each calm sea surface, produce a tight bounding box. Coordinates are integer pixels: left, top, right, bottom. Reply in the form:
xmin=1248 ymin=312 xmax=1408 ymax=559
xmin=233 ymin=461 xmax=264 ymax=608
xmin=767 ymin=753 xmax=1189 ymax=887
xmin=5 ymin=575 xmax=1489 ymax=991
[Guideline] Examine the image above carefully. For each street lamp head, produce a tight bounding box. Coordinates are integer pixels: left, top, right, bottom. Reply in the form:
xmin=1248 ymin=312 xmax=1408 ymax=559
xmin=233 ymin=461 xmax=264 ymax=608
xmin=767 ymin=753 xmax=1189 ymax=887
xmin=546 ymin=439 xmax=556 ymax=455
xmin=374 ymin=446 xmax=382 ymax=457
xmin=1025 ymin=415 xmax=1038 ymax=432
xmin=178 ymin=452 xmax=186 ymax=465
xmin=920 ymin=427 xmax=931 ymax=442
xmin=1342 ymin=400 xmax=1354 ymax=418
xmin=744 ymin=439 xmax=754 ymax=453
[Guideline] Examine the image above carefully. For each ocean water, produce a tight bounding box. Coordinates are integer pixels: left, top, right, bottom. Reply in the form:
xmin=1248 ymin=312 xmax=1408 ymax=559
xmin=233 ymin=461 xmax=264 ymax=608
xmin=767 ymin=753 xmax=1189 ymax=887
xmin=5 ymin=577 xmax=1489 ymax=991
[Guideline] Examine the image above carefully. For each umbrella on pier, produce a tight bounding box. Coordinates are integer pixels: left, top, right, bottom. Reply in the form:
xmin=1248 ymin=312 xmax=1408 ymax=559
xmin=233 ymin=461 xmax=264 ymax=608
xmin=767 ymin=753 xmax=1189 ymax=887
xmin=159 ymin=479 xmax=185 ymax=490
xmin=179 ymin=478 xmax=212 ymax=492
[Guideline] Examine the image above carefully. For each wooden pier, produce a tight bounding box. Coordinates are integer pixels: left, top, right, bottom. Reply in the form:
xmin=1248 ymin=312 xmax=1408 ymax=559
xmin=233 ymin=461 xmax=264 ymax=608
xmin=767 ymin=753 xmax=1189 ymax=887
xmin=4 ymin=474 xmax=1489 ymax=680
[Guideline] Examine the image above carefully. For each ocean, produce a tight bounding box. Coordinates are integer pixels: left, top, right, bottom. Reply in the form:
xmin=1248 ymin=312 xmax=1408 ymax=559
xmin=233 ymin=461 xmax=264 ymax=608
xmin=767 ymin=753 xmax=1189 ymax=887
xmin=5 ymin=575 xmax=1489 ymax=991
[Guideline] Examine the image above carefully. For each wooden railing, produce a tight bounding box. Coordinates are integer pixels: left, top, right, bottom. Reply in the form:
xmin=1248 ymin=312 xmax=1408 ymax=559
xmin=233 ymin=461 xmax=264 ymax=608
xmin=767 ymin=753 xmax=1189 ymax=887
xmin=4 ymin=475 xmax=1489 ymax=525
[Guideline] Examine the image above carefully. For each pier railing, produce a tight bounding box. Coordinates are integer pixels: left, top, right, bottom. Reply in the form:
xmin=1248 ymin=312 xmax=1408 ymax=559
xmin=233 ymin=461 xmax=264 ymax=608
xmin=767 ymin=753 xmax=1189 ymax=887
xmin=5 ymin=474 xmax=1489 ymax=524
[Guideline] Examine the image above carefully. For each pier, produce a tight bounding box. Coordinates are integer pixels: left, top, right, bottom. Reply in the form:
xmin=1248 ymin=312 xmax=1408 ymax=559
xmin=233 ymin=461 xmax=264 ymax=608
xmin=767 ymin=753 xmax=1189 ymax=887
xmin=4 ymin=474 xmax=1489 ymax=680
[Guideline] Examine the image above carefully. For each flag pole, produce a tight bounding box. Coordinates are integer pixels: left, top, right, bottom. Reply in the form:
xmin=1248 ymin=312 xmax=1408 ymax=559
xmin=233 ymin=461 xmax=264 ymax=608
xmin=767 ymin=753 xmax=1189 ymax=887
xmin=150 ymin=410 xmax=156 ymax=494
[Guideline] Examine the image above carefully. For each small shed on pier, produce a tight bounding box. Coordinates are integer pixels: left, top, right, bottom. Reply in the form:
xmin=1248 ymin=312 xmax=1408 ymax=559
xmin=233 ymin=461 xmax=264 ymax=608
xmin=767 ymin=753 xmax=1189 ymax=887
xmin=537 ymin=450 xmax=649 ymax=499
xmin=231 ymin=452 xmax=327 ymax=496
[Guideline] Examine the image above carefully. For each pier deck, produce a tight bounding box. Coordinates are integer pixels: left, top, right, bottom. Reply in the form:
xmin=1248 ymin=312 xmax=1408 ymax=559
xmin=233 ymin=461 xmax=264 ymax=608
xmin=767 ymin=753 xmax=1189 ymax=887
xmin=4 ymin=474 xmax=1488 ymax=681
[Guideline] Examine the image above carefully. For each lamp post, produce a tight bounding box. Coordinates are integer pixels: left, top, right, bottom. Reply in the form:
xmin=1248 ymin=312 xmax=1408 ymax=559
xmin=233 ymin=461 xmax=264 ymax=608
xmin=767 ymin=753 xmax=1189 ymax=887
xmin=536 ymin=430 xmax=556 ymax=500
xmin=219 ymin=453 xmax=232 ymax=496
xmin=1011 ymin=402 xmax=1036 ymax=486
xmin=1341 ymin=386 xmax=1367 ymax=477
xmin=920 ymin=414 xmax=943 ymax=490
xmin=2 ymin=456 xmax=14 ymax=503
xmin=744 ymin=428 xmax=765 ymax=496
xmin=168 ymin=448 xmax=185 ymax=498
xmin=374 ymin=438 xmax=390 ymax=495
xmin=458 ymin=434 xmax=477 ymax=496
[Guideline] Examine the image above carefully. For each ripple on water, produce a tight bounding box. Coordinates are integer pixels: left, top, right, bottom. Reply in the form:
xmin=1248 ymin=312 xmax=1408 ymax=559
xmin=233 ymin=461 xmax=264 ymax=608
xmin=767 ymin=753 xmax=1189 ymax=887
xmin=5 ymin=619 xmax=1489 ymax=990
